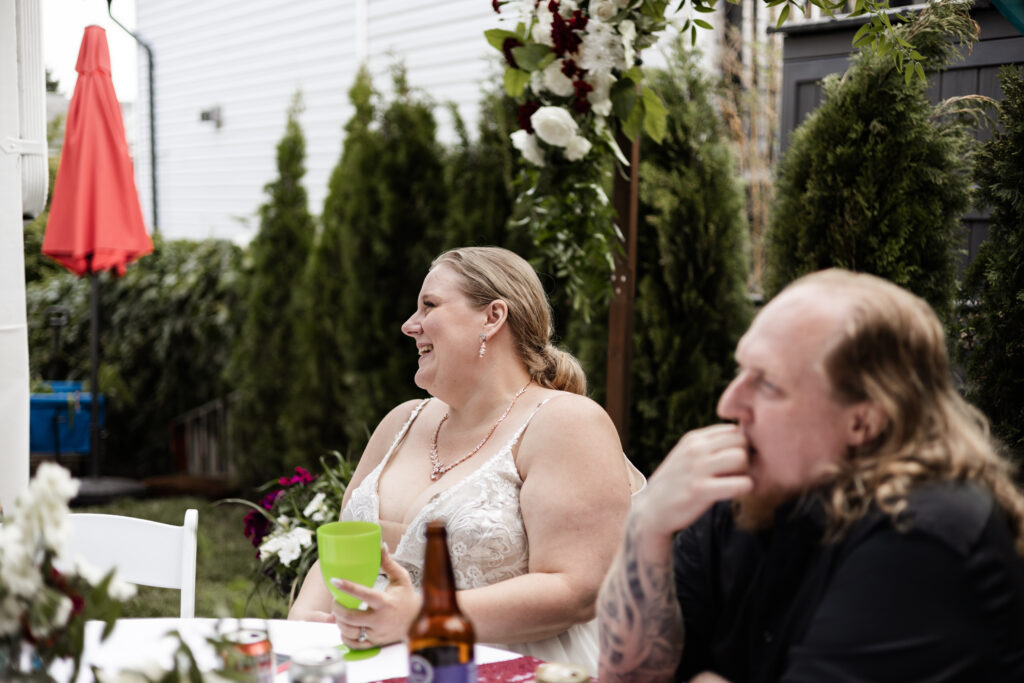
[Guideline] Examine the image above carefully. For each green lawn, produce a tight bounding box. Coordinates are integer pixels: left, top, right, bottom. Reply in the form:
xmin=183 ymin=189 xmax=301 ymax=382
xmin=76 ymin=496 xmax=289 ymax=619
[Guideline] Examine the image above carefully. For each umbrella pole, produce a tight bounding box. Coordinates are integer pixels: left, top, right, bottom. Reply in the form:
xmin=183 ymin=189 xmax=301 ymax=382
xmin=89 ymin=272 xmax=101 ymax=478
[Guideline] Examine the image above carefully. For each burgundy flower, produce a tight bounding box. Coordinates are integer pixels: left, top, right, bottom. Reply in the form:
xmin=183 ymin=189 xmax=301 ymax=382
xmin=492 ymin=0 xmax=502 ymax=12
xmin=518 ymin=101 xmax=541 ymax=133
xmin=569 ymin=9 xmax=588 ymax=31
xmin=551 ymin=10 xmax=582 ymax=56
xmin=244 ymin=509 xmax=271 ymax=548
xmin=502 ymin=37 xmax=523 ymax=69
xmin=572 ymin=97 xmax=592 ymax=114
xmin=573 ymin=78 xmax=593 ymax=98
xmin=260 ymin=489 xmax=284 ymax=511
xmin=561 ymin=59 xmax=579 ymax=80
xmin=70 ymin=592 xmax=85 ymax=616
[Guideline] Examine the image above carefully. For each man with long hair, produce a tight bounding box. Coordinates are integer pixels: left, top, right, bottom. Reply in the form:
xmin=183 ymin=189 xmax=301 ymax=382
xmin=598 ymin=269 xmax=1024 ymax=682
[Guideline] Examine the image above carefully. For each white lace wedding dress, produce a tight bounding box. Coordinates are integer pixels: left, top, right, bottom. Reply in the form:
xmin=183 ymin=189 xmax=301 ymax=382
xmin=343 ymin=397 xmax=645 ymax=675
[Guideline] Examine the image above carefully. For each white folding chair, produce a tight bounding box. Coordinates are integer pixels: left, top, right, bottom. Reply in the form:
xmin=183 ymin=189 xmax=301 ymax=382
xmin=67 ymin=509 xmax=198 ymax=618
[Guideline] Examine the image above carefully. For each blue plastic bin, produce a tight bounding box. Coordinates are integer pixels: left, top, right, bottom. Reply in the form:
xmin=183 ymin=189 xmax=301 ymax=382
xmin=29 ymin=392 xmax=105 ymax=454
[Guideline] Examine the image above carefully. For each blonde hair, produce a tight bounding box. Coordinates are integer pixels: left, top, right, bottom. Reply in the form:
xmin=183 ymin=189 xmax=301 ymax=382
xmin=790 ymin=269 xmax=1024 ymax=554
xmin=431 ymin=247 xmax=587 ymax=395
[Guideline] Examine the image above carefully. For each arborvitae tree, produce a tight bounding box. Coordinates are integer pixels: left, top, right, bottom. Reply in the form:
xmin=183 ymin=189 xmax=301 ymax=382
xmin=333 ymin=67 xmax=448 ymax=453
xmin=229 ymin=94 xmax=315 ymax=484
xmin=443 ymin=88 xmax=528 ymax=254
xmin=285 ymin=70 xmax=378 ymax=465
xmin=626 ymin=44 xmax=753 ymax=473
xmin=958 ymin=66 xmax=1024 ymax=462
xmin=764 ymin=2 xmax=978 ymax=321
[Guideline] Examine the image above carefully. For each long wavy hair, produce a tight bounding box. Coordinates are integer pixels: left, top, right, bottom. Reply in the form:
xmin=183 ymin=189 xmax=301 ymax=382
xmin=793 ymin=269 xmax=1024 ymax=554
xmin=431 ymin=247 xmax=587 ymax=395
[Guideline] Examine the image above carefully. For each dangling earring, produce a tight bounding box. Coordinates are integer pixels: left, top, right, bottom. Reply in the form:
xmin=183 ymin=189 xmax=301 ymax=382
xmin=478 ymin=333 xmax=487 ymax=358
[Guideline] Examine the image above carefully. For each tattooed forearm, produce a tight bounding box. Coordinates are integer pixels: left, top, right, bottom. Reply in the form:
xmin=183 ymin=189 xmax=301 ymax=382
xmin=598 ymin=517 xmax=684 ymax=683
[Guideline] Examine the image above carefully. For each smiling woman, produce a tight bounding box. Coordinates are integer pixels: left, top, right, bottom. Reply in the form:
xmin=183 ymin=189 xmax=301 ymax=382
xmin=288 ymin=246 xmax=644 ymax=675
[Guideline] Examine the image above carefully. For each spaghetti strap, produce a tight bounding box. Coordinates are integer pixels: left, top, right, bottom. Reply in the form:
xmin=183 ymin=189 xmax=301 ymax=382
xmin=508 ymin=396 xmax=557 ymax=444
xmin=381 ymin=397 xmax=431 ymax=467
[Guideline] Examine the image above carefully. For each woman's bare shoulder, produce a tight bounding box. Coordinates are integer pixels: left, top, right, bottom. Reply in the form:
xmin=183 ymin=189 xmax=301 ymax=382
xmin=517 ymin=390 xmax=621 ymax=465
xmin=528 ymin=390 xmax=615 ymax=428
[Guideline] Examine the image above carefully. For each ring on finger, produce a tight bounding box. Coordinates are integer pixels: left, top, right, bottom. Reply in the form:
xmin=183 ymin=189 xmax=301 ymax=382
xmin=358 ymin=626 xmax=368 ymax=643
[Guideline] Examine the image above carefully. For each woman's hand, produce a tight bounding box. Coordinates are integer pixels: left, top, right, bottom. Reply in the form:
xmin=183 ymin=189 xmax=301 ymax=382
xmin=330 ymin=545 xmax=422 ymax=649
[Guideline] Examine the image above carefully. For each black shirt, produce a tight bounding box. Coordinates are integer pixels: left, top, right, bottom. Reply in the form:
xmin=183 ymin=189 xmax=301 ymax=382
xmin=673 ymin=481 xmax=1024 ymax=682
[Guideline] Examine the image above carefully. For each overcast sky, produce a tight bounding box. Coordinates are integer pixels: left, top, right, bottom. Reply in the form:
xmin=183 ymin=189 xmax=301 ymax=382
xmin=42 ymin=0 xmax=138 ymax=102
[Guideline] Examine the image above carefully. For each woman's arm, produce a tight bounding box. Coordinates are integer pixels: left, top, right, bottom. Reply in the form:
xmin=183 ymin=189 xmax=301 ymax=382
xmin=453 ymin=394 xmax=632 ymax=642
xmin=288 ymin=399 xmax=425 ymax=622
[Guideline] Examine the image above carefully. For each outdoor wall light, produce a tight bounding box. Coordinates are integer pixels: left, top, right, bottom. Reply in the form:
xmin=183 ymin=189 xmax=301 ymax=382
xmin=199 ymin=106 xmax=223 ymax=129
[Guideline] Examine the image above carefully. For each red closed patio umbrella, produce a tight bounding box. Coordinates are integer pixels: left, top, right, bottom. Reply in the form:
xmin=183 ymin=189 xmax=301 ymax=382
xmin=43 ymin=25 xmax=153 ymax=477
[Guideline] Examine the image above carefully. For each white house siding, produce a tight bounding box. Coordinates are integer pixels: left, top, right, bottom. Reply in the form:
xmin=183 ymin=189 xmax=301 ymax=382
xmin=133 ymin=0 xmax=725 ymax=243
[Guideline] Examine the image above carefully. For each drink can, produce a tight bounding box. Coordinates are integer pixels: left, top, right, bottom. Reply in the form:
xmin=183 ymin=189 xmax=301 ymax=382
xmin=221 ymin=628 xmax=275 ymax=683
xmin=288 ymin=647 xmax=348 ymax=683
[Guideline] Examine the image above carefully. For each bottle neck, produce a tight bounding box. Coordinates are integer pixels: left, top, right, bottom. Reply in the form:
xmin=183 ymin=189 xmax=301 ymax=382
xmin=421 ymin=529 xmax=460 ymax=614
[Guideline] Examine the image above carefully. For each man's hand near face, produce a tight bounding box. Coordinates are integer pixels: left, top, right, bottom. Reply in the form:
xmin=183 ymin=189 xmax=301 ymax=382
xmin=597 ymin=424 xmax=753 ymax=683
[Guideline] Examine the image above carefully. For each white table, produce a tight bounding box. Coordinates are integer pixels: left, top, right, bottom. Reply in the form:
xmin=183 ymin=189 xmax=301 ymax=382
xmin=65 ymin=618 xmax=519 ymax=682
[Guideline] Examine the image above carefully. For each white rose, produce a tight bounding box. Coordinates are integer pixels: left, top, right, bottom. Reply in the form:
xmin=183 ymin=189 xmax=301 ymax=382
xmin=579 ymin=20 xmax=625 ymax=73
xmin=587 ymin=70 xmax=616 ymax=116
xmin=539 ymin=59 xmax=576 ymax=98
xmin=619 ymin=19 xmax=637 ymax=68
xmin=591 ymin=0 xmax=617 ymax=21
xmin=564 ymin=135 xmax=592 ymax=161
xmin=531 ymin=106 xmax=579 ymax=147
xmin=510 ymin=129 xmax=546 ymax=167
xmin=531 ymin=5 xmax=555 ymax=46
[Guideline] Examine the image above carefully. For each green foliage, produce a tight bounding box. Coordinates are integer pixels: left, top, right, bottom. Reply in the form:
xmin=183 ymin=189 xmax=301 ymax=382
xmin=764 ymin=1 xmax=978 ymax=321
xmin=26 ymin=237 xmax=245 ymax=476
xmin=628 ymin=44 xmax=753 ymax=473
xmin=442 ymin=88 xmax=528 ymax=254
xmin=958 ymin=67 xmax=1024 ymax=462
xmin=228 ymin=94 xmax=316 ymax=485
xmin=321 ymin=67 xmax=447 ymax=454
xmin=510 ymin=155 xmax=621 ymax=323
xmin=284 ymin=73 xmax=376 ymax=466
xmin=679 ymin=0 xmax=931 ymax=80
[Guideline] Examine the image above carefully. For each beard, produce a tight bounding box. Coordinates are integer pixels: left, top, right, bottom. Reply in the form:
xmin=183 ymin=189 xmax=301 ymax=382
xmin=731 ymin=489 xmax=795 ymax=532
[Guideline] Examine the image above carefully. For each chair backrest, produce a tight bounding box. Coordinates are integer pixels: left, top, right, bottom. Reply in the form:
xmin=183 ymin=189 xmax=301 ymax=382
xmin=67 ymin=509 xmax=198 ymax=618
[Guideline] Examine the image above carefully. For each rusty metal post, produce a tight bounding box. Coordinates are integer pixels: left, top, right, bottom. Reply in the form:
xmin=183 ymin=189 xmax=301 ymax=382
xmin=605 ymin=132 xmax=640 ymax=445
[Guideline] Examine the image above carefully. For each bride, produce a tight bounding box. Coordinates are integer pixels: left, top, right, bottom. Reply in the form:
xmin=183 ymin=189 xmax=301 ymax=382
xmin=289 ymin=247 xmax=644 ymax=673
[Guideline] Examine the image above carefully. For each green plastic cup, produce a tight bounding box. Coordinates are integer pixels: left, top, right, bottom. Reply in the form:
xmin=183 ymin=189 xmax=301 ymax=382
xmin=316 ymin=521 xmax=382 ymax=609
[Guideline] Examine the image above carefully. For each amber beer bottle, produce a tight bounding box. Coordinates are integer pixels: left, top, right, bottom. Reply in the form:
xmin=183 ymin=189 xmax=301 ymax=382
xmin=408 ymin=521 xmax=477 ymax=683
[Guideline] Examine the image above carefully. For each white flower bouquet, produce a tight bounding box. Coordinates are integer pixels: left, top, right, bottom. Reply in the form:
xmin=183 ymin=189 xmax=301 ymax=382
xmin=486 ymin=0 xmax=671 ymax=320
xmin=0 ymin=464 xmax=135 ymax=681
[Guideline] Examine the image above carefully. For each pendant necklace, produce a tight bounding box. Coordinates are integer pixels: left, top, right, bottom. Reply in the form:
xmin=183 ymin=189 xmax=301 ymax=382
xmin=429 ymin=382 xmax=531 ymax=481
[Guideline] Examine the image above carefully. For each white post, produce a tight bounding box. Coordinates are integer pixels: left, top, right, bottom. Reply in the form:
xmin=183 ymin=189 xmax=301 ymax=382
xmin=0 ymin=0 xmax=47 ymax=510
